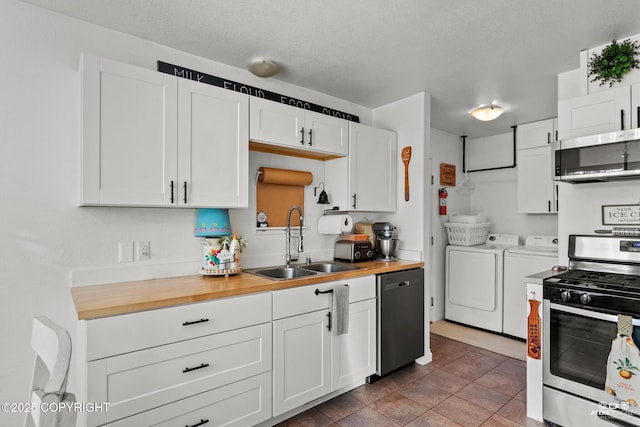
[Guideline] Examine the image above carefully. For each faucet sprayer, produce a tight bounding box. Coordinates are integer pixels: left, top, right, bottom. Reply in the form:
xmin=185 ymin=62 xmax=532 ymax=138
xmin=286 ymin=205 xmax=304 ymax=267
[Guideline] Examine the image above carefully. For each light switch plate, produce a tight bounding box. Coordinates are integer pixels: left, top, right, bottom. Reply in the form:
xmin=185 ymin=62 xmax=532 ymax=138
xmin=118 ymin=241 xmax=134 ymax=263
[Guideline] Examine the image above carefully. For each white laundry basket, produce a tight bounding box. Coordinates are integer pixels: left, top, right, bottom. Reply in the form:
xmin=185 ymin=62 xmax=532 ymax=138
xmin=444 ymin=222 xmax=490 ymax=246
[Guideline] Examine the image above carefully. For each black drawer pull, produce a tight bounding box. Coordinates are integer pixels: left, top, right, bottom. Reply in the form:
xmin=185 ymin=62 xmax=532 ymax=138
xmin=182 ymin=318 xmax=209 ymax=326
xmin=326 ymin=312 xmax=332 ymax=332
xmin=170 ymin=180 xmax=175 ymax=204
xmin=186 ymin=419 xmax=209 ymax=427
xmin=308 ymin=128 xmax=313 ymax=146
xmin=183 ymin=363 xmax=210 ymax=373
xmin=300 ymin=127 xmax=305 ymax=144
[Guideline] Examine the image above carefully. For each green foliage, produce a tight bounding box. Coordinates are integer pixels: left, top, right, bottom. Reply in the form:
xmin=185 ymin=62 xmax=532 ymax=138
xmin=588 ymin=38 xmax=640 ymax=87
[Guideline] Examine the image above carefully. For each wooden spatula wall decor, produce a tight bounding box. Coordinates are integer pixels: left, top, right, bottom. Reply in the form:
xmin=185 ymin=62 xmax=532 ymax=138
xmin=401 ymin=146 xmax=412 ymax=201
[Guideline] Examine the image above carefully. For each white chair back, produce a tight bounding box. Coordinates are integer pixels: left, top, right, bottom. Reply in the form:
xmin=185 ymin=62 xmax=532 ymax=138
xmin=24 ymin=316 xmax=76 ymax=427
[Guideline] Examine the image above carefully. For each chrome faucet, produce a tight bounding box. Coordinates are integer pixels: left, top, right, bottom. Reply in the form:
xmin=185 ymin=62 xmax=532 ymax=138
xmin=286 ymin=205 xmax=304 ymax=267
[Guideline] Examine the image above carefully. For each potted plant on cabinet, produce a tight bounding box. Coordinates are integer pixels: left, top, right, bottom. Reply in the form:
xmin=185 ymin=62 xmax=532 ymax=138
xmin=588 ymin=38 xmax=640 ymax=87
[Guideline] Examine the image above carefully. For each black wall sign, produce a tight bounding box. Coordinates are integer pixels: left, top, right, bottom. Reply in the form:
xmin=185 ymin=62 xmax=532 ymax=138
xmin=158 ymin=61 xmax=359 ymax=123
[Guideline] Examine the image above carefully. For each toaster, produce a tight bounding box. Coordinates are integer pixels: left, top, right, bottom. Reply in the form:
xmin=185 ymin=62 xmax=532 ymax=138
xmin=334 ymin=240 xmax=374 ymax=262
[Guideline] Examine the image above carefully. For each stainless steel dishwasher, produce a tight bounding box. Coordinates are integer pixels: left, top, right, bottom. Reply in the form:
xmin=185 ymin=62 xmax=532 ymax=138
xmin=373 ymin=268 xmax=424 ymax=378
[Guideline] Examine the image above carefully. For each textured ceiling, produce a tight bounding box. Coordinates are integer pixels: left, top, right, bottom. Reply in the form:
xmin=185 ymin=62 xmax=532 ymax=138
xmin=20 ymin=0 xmax=640 ymax=138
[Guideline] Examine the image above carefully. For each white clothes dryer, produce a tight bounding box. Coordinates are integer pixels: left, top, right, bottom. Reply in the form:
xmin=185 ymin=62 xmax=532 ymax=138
xmin=503 ymin=235 xmax=558 ymax=339
xmin=445 ymin=234 xmax=520 ymax=333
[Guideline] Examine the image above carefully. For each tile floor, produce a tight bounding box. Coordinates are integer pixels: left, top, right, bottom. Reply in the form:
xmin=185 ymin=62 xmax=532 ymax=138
xmin=276 ymin=333 xmax=543 ymax=427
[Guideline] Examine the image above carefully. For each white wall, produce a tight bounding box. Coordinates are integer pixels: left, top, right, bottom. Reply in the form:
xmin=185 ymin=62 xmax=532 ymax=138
xmin=372 ymin=93 xmax=429 ymax=262
xmin=0 ymin=1 xmax=372 ymax=422
xmin=558 ymin=181 xmax=640 ymax=265
xmin=430 ymin=128 xmax=469 ymax=321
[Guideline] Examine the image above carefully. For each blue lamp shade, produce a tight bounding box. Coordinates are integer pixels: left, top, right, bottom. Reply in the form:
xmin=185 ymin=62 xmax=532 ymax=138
xmin=194 ymin=209 xmax=232 ymax=237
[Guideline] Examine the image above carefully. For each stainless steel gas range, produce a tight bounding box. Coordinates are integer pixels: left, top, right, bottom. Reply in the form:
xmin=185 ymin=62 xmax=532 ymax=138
xmin=543 ymin=235 xmax=640 ymax=427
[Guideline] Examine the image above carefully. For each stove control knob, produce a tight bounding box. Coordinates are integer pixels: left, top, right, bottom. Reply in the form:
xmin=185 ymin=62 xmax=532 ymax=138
xmin=560 ymin=290 xmax=571 ymax=302
xmin=366 ymin=250 xmax=374 ymax=259
xmin=580 ymin=293 xmax=591 ymax=305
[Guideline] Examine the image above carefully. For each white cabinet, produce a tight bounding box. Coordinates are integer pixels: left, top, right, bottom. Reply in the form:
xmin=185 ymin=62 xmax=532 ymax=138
xmin=558 ymin=86 xmax=632 ymax=139
xmin=177 ymin=79 xmax=249 ymax=207
xmin=81 ymin=55 xmax=248 ymax=207
xmin=325 ymin=123 xmax=397 ymax=212
xmin=82 ymin=293 xmax=272 ymax=426
xmin=331 ymin=298 xmax=376 ymax=390
xmin=517 ymin=118 xmax=557 ymax=150
xmin=273 ymin=309 xmax=332 ymax=416
xmin=272 ymin=276 xmax=376 ymax=416
xmin=517 ymin=120 xmax=557 ymax=214
xmin=249 ymin=97 xmax=348 ymax=158
xmin=81 ymin=55 xmax=177 ymax=206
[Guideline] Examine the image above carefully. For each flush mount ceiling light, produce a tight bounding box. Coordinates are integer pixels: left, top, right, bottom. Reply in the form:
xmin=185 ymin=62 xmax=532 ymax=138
xmin=247 ymin=58 xmax=280 ymax=78
xmin=471 ymin=104 xmax=504 ymax=121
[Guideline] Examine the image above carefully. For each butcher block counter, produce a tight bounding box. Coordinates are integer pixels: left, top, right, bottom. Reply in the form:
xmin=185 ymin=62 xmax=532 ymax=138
xmin=71 ymin=259 xmax=424 ymax=320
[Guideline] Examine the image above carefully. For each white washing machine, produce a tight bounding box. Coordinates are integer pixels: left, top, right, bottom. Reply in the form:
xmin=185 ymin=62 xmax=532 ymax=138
xmin=503 ymin=235 xmax=558 ymax=339
xmin=445 ymin=234 xmax=520 ymax=333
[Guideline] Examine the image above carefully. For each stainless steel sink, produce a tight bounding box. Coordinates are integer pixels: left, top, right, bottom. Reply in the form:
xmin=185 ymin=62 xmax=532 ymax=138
xmin=246 ymin=262 xmax=362 ymax=280
xmin=248 ymin=267 xmax=318 ymax=280
xmin=300 ymin=262 xmax=362 ymax=273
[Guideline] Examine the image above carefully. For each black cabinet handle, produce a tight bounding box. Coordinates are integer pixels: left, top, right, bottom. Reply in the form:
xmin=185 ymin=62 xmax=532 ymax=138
xmin=352 ymin=193 xmax=357 ymax=209
xmin=547 ymin=132 xmax=550 ymax=144
xmin=170 ymin=180 xmax=175 ymax=204
xmin=621 ymin=109 xmax=625 ymax=130
xmin=548 ymin=200 xmax=551 ymax=212
xmin=183 ymin=181 xmax=188 ymax=204
xmin=637 ymin=106 xmax=639 ymax=128
xmin=555 ymin=130 xmax=558 ymax=141
xmin=183 ymin=363 xmax=210 ymax=373
xmin=186 ymin=419 xmax=209 ymax=427
xmin=326 ymin=312 xmax=331 ymax=332
xmin=308 ymin=128 xmax=313 ymax=146
xmin=182 ymin=318 xmax=209 ymax=326
xmin=556 ymin=185 xmax=559 ymax=212
xmin=300 ymin=127 xmax=305 ymax=145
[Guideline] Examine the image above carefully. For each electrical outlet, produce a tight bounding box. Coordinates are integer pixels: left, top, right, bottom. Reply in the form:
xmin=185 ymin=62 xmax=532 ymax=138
xmin=118 ymin=242 xmax=134 ymax=263
xmin=135 ymin=241 xmax=151 ymax=261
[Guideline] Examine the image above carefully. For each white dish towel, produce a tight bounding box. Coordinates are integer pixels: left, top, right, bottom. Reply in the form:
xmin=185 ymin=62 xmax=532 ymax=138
xmin=331 ymin=285 xmax=350 ymax=335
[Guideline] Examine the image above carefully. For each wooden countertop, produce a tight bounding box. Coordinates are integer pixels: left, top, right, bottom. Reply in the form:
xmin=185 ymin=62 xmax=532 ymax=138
xmin=71 ymin=260 xmax=424 ymax=320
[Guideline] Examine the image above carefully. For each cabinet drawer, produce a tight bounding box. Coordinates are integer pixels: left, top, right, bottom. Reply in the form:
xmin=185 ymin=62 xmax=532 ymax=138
xmin=88 ymin=323 xmax=271 ymax=425
xmin=107 ymin=372 xmax=271 ymax=427
xmin=273 ymin=275 xmax=374 ymax=319
xmin=87 ymin=292 xmax=271 ymax=360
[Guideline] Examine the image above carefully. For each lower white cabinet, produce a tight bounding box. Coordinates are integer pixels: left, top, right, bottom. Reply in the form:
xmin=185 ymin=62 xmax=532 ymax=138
xmin=272 ymin=276 xmax=376 ymax=416
xmin=81 ymin=276 xmax=377 ymax=425
xmin=82 ymin=293 xmax=272 ymax=426
xmin=273 ymin=309 xmax=332 ymax=416
xmin=107 ymin=372 xmax=272 ymax=427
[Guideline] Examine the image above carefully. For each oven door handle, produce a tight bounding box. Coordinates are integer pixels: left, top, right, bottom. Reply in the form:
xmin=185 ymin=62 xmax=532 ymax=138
xmin=597 ymin=412 xmax=639 ymax=427
xmin=549 ymin=302 xmax=640 ymax=325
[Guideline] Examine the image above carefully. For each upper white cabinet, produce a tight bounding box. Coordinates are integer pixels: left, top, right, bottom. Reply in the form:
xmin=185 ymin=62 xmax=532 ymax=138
xmin=249 ymin=98 xmax=348 ymax=158
xmin=325 ymin=123 xmax=397 ymax=212
xmin=517 ymin=119 xmax=557 ymax=214
xmin=178 ymin=79 xmax=248 ymax=207
xmin=557 ymin=85 xmax=640 ymax=140
xmin=81 ymin=55 xmax=248 ymax=208
xmin=517 ymin=118 xmax=557 ymax=149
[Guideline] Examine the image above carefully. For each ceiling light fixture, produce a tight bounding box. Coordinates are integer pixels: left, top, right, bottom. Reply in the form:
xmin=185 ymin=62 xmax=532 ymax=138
xmin=471 ymin=104 xmax=504 ymax=121
xmin=247 ymin=58 xmax=280 ymax=78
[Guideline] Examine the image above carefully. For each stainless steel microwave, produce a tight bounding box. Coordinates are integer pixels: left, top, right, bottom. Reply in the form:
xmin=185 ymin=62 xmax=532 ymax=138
xmin=554 ymin=128 xmax=640 ymax=183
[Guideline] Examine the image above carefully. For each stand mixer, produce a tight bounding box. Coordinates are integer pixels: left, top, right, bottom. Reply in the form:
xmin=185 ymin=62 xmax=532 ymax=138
xmin=373 ymin=222 xmax=398 ymax=261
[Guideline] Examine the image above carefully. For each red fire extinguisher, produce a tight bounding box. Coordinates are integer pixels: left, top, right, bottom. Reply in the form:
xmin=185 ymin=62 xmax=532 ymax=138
xmin=439 ymin=188 xmax=448 ymax=215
